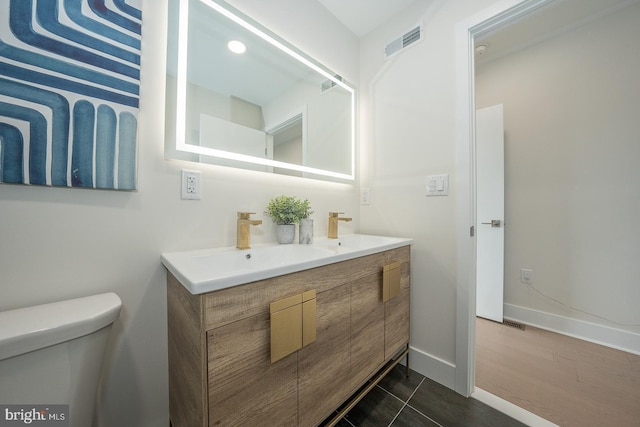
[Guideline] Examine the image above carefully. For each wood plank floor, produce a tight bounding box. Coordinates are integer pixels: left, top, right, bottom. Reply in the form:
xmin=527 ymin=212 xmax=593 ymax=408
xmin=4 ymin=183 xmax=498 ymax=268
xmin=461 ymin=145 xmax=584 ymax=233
xmin=475 ymin=317 xmax=640 ymax=427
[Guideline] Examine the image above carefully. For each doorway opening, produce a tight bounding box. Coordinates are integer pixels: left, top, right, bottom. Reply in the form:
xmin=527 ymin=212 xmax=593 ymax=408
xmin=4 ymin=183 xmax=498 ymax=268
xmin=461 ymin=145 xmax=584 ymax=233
xmin=455 ymin=0 xmax=555 ymax=398
xmin=457 ymin=0 xmax=639 ymax=424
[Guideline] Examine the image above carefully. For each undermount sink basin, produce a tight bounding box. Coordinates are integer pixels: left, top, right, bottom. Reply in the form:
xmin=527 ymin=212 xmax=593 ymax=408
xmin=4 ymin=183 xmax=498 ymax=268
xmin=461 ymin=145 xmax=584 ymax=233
xmin=161 ymin=234 xmax=412 ymax=294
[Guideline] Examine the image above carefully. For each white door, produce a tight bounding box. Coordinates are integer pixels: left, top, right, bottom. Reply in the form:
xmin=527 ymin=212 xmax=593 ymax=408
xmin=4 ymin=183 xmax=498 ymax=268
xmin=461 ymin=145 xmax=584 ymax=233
xmin=476 ymin=104 xmax=505 ymax=323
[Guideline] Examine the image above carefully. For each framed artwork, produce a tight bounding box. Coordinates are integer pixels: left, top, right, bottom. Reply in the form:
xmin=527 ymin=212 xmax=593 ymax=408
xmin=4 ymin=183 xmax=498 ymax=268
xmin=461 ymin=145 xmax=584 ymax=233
xmin=0 ymin=0 xmax=142 ymax=190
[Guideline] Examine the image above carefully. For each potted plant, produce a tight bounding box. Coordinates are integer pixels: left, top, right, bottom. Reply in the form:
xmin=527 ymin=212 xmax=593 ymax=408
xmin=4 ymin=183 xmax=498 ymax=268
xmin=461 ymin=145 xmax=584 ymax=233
xmin=264 ymin=196 xmax=313 ymax=244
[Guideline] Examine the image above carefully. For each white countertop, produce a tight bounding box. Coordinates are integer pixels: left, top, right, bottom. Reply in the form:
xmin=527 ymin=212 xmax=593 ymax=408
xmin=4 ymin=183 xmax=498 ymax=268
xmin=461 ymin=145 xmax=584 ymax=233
xmin=161 ymin=234 xmax=413 ymax=294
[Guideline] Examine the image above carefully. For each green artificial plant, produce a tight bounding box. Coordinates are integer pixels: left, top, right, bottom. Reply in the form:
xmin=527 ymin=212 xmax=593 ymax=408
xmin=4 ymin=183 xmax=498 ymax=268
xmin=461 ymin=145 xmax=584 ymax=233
xmin=264 ymin=195 xmax=313 ymax=225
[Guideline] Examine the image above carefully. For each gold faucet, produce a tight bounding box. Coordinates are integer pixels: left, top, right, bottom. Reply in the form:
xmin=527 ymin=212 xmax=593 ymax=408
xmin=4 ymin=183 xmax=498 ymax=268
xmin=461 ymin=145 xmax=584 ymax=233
xmin=236 ymin=212 xmax=262 ymax=249
xmin=328 ymin=212 xmax=352 ymax=239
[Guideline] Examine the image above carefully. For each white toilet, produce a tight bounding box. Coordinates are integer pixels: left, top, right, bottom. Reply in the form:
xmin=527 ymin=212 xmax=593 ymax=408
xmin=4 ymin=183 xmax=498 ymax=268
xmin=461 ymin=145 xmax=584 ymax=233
xmin=0 ymin=292 xmax=122 ymax=427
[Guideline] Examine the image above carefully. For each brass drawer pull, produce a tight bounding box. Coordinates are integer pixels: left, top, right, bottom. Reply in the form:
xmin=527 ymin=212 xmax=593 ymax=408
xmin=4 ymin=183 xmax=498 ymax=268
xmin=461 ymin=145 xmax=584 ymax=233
xmin=382 ymin=262 xmax=402 ymax=303
xmin=302 ymin=290 xmax=317 ymax=347
xmin=270 ymin=290 xmax=317 ymax=363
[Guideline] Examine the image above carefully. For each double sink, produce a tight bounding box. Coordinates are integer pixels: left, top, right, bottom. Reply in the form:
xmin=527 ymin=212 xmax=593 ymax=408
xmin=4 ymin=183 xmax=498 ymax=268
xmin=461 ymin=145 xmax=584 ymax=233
xmin=161 ymin=234 xmax=413 ymax=294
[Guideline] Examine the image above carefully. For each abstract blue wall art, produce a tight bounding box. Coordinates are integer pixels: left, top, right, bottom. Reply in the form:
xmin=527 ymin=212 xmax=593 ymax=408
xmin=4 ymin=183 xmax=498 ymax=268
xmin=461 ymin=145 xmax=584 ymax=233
xmin=0 ymin=0 xmax=141 ymax=190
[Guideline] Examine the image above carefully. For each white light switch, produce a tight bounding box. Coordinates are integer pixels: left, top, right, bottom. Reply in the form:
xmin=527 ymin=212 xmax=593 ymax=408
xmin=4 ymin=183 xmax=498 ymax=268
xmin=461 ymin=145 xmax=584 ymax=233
xmin=361 ymin=187 xmax=371 ymax=205
xmin=426 ymin=174 xmax=449 ymax=196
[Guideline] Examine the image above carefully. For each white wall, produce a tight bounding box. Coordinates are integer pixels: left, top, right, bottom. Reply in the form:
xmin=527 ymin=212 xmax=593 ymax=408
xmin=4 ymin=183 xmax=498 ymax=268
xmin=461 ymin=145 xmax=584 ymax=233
xmin=358 ymin=0 xmax=640 ymax=393
xmin=358 ymin=0 xmax=502 ymax=386
xmin=476 ymin=3 xmax=640 ymax=337
xmin=0 ymin=1 xmax=358 ymax=425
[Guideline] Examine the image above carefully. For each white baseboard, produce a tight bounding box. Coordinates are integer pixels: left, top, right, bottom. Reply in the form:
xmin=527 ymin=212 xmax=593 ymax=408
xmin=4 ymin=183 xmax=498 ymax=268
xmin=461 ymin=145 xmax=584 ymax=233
xmin=472 ymin=388 xmax=558 ymax=427
xmin=407 ymin=346 xmax=456 ymax=390
xmin=504 ymin=303 xmax=640 ymax=355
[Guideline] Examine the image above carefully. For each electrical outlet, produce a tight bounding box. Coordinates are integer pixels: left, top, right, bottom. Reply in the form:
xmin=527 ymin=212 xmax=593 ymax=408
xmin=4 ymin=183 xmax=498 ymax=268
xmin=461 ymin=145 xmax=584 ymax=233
xmin=520 ymin=269 xmax=533 ymax=284
xmin=181 ymin=170 xmax=201 ymax=200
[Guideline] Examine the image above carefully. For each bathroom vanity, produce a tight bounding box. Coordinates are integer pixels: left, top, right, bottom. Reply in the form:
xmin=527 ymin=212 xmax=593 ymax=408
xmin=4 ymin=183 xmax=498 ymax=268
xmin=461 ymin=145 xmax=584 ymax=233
xmin=162 ymin=235 xmax=411 ymax=427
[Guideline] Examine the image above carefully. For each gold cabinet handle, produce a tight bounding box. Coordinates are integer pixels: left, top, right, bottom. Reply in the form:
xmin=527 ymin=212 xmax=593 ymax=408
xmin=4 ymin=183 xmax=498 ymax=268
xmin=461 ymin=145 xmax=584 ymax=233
xmin=382 ymin=262 xmax=402 ymax=303
xmin=302 ymin=290 xmax=316 ymax=347
xmin=270 ymin=290 xmax=317 ymax=363
xmin=270 ymin=294 xmax=302 ymax=364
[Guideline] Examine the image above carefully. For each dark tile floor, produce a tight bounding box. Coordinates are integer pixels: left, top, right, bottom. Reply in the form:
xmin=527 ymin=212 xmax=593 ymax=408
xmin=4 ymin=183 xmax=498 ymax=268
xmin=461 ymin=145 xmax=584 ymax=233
xmin=323 ymin=365 xmax=527 ymax=427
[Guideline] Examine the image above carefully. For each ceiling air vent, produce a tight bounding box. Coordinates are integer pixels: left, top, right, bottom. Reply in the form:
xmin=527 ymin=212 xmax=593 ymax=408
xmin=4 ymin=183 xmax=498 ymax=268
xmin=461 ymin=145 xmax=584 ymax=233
xmin=384 ymin=23 xmax=423 ymax=60
xmin=321 ymin=74 xmax=343 ymax=93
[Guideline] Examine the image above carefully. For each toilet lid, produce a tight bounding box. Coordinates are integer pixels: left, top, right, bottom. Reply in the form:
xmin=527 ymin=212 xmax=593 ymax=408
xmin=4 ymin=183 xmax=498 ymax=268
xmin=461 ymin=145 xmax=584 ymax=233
xmin=0 ymin=292 xmax=121 ymax=361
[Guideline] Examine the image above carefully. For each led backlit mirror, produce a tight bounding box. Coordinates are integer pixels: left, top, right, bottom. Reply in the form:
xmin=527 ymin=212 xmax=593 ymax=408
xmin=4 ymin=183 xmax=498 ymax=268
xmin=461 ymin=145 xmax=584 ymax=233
xmin=165 ymin=0 xmax=355 ymax=180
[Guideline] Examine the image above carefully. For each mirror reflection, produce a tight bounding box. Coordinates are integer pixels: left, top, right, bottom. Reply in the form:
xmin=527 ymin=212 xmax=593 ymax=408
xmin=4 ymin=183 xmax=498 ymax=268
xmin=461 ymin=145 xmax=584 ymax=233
xmin=165 ymin=0 xmax=355 ymax=180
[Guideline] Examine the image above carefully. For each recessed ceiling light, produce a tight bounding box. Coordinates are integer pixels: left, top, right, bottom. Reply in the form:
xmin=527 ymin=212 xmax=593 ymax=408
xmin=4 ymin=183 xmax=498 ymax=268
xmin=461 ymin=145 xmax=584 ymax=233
xmin=227 ymin=40 xmax=246 ymax=54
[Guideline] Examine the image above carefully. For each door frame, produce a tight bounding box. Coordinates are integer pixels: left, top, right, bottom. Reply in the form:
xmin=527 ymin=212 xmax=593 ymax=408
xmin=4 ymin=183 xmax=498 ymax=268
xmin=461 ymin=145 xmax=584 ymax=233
xmin=454 ymin=0 xmax=554 ymax=396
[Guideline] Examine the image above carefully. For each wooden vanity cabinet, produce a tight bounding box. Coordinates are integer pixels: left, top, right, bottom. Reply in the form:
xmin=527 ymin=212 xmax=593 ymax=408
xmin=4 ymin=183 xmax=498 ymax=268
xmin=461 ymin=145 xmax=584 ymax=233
xmin=167 ymin=245 xmax=410 ymax=427
xmin=298 ymin=284 xmax=352 ymax=426
xmin=384 ymin=264 xmax=411 ymax=360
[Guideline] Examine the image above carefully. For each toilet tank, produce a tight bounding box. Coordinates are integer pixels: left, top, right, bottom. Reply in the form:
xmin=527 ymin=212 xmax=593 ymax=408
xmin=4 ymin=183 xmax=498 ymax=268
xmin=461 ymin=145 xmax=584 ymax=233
xmin=0 ymin=293 xmax=122 ymax=427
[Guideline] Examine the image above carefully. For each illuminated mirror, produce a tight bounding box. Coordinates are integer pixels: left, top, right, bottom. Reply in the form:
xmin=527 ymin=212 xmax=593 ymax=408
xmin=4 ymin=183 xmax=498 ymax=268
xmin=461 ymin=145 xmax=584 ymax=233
xmin=165 ymin=0 xmax=355 ymax=180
